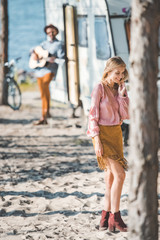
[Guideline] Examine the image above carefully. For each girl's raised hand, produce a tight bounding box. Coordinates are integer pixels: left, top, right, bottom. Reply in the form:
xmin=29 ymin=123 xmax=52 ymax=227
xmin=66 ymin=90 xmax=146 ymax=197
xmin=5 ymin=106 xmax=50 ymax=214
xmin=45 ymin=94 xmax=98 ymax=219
xmin=118 ymin=82 xmax=126 ymax=97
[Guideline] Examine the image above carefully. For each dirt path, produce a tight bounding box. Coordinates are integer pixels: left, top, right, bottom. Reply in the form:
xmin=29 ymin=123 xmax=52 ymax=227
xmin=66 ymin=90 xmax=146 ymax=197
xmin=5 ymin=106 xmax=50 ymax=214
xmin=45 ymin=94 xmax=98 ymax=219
xmin=0 ymin=90 xmax=154 ymax=239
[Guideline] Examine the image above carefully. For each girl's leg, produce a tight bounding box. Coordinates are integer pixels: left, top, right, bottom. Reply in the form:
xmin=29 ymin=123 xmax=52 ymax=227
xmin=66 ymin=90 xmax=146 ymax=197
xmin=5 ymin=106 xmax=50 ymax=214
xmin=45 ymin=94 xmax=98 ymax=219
xmin=99 ymin=168 xmax=113 ymax=230
xmin=107 ymin=158 xmax=127 ymax=232
xmin=104 ymin=169 xmax=114 ymax=211
xmin=107 ymin=158 xmax=125 ymax=213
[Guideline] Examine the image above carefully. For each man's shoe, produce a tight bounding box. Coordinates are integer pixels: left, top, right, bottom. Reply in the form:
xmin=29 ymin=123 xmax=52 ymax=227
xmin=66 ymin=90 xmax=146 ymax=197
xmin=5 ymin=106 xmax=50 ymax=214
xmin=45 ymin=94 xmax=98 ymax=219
xmin=33 ymin=119 xmax=48 ymax=125
xmin=46 ymin=112 xmax=52 ymax=118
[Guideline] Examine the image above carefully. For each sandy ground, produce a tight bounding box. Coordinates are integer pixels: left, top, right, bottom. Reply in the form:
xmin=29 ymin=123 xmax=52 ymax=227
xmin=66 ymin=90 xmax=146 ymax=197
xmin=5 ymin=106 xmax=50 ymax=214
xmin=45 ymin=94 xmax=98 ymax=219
xmin=0 ymin=91 xmax=158 ymax=240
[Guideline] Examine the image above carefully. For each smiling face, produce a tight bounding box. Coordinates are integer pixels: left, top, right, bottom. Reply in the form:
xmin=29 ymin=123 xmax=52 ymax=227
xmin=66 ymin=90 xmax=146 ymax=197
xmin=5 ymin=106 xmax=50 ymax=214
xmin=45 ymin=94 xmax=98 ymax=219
xmin=106 ymin=66 xmax=126 ymax=86
xmin=46 ymin=27 xmax=58 ymax=41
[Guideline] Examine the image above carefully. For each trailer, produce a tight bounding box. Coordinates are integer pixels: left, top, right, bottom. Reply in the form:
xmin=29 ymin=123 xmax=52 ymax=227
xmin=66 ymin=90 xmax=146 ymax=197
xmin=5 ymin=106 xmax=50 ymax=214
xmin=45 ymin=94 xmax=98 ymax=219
xmin=44 ymin=0 xmax=160 ymax=118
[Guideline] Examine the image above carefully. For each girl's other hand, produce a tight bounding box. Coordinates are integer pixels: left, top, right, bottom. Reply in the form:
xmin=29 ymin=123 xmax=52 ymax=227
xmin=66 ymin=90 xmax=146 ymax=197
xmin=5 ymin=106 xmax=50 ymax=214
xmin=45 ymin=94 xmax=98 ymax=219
xmin=94 ymin=135 xmax=103 ymax=157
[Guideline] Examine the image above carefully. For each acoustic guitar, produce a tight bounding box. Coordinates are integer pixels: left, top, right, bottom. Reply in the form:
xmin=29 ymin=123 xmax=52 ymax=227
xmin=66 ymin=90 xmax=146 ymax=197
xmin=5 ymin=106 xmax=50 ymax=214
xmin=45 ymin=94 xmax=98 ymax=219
xmin=29 ymin=46 xmax=51 ymax=69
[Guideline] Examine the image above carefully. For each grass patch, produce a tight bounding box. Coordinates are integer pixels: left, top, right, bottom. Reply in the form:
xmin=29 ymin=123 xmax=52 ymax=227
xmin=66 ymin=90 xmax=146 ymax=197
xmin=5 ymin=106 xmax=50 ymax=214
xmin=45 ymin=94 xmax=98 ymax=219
xmin=20 ymin=82 xmax=39 ymax=92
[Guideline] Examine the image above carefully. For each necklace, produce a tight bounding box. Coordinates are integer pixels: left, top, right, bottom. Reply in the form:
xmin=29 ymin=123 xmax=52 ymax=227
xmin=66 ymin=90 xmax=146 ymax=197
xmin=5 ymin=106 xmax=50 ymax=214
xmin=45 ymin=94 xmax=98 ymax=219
xmin=107 ymin=84 xmax=114 ymax=90
xmin=103 ymin=83 xmax=118 ymax=97
xmin=107 ymin=83 xmax=119 ymax=90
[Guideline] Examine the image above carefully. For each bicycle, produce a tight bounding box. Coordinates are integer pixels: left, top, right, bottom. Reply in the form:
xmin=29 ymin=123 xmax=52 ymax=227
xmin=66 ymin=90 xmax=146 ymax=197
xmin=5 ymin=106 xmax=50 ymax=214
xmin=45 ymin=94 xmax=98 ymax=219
xmin=4 ymin=57 xmax=22 ymax=110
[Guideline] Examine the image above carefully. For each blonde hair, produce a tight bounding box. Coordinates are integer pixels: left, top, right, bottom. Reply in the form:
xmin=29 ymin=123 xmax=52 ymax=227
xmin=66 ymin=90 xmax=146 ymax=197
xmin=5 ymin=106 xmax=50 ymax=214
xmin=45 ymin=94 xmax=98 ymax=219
xmin=101 ymin=56 xmax=128 ymax=84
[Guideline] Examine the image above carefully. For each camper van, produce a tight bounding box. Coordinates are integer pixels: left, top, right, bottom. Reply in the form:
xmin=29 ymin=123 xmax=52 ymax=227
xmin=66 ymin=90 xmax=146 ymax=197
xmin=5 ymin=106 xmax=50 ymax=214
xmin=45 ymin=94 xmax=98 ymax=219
xmin=44 ymin=0 xmax=131 ymax=113
xmin=44 ymin=0 xmax=160 ymax=119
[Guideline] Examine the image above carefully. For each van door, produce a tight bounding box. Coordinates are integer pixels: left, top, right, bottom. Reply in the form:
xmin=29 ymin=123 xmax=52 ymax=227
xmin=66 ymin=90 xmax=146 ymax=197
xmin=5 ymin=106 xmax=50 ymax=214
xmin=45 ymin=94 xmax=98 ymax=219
xmin=64 ymin=5 xmax=79 ymax=107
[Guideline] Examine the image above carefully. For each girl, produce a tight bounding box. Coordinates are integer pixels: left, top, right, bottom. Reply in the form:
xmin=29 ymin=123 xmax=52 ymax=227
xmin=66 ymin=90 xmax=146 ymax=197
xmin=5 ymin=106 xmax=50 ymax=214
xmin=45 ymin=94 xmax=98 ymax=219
xmin=87 ymin=56 xmax=129 ymax=232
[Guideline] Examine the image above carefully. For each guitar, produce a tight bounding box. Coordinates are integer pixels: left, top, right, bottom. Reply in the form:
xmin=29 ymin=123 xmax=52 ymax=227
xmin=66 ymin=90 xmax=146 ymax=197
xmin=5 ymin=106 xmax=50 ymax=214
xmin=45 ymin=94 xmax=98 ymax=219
xmin=29 ymin=46 xmax=53 ymax=69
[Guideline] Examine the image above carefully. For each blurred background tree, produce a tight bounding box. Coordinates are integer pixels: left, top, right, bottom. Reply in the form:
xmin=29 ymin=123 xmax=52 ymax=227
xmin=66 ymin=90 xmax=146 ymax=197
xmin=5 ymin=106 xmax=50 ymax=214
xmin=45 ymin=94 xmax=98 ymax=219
xmin=129 ymin=0 xmax=160 ymax=239
xmin=0 ymin=0 xmax=8 ymax=105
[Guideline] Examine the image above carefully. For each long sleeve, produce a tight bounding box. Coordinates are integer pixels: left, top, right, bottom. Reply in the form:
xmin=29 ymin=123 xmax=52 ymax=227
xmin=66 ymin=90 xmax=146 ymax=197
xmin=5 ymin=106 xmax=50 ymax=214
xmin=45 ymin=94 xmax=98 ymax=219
xmin=117 ymin=91 xmax=129 ymax=120
xmin=87 ymin=84 xmax=102 ymax=137
xmin=56 ymin=42 xmax=65 ymax=59
xmin=54 ymin=43 xmax=65 ymax=65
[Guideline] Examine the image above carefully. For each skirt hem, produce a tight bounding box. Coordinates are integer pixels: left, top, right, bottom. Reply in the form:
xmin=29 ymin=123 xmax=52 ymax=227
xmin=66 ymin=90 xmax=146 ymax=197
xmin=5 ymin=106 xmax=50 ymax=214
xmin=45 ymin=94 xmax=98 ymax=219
xmin=97 ymin=154 xmax=128 ymax=171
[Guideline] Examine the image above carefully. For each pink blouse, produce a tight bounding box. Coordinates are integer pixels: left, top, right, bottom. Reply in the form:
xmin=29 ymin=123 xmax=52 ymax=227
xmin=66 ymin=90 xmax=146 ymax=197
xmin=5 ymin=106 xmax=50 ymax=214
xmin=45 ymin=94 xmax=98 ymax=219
xmin=87 ymin=82 xmax=129 ymax=137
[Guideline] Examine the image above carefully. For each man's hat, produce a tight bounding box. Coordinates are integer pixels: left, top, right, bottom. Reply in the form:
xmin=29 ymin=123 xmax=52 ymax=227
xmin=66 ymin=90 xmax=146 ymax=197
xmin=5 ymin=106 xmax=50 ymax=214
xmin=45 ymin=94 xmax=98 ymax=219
xmin=44 ymin=24 xmax=59 ymax=35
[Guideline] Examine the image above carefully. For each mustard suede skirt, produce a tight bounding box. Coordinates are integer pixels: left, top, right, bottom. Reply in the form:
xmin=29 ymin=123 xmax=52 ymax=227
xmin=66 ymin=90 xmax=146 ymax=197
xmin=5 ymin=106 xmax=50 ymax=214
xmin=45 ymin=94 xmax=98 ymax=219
xmin=92 ymin=125 xmax=128 ymax=171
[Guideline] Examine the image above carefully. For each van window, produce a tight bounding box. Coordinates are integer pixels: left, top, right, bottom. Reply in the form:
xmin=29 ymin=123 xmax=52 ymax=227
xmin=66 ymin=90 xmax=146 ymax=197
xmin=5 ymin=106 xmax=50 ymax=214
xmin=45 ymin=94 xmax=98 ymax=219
xmin=94 ymin=17 xmax=111 ymax=60
xmin=77 ymin=16 xmax=88 ymax=47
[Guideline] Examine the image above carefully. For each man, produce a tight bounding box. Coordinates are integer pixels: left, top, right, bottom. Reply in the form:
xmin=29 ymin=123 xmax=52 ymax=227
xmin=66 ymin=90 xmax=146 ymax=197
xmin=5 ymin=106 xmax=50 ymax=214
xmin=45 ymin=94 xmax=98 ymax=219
xmin=31 ymin=24 xmax=65 ymax=125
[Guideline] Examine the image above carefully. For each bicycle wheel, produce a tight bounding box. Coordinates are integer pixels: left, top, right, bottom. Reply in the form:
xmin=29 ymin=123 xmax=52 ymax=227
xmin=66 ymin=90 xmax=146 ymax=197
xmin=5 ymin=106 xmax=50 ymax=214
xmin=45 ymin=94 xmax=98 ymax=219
xmin=7 ymin=78 xmax=22 ymax=110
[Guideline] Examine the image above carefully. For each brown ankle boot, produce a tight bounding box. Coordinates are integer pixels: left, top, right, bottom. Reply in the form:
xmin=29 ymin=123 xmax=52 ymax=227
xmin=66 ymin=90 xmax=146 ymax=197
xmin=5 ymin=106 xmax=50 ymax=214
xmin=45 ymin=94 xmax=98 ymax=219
xmin=108 ymin=211 xmax=127 ymax=232
xmin=99 ymin=210 xmax=110 ymax=230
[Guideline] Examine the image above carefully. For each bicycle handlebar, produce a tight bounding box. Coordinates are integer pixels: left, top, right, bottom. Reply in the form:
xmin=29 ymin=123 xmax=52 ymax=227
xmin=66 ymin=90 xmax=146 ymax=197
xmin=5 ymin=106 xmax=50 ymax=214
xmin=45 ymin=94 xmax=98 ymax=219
xmin=4 ymin=57 xmax=22 ymax=67
xmin=15 ymin=57 xmax=21 ymax=62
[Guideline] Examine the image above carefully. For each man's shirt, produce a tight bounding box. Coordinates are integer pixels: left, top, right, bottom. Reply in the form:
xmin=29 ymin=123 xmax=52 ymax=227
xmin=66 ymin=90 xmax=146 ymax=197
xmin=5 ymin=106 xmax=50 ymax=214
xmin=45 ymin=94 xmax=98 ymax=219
xmin=34 ymin=38 xmax=65 ymax=78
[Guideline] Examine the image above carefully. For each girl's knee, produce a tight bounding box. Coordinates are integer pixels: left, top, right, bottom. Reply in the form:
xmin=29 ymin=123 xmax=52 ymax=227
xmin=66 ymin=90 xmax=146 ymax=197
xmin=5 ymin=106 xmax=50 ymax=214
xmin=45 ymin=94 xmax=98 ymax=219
xmin=108 ymin=158 xmax=126 ymax=182
xmin=115 ymin=170 xmax=125 ymax=182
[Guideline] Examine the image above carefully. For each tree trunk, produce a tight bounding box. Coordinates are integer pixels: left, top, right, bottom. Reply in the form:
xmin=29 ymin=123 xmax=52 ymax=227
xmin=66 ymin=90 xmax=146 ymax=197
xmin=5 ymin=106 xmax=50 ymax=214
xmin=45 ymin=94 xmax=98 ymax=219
xmin=129 ymin=0 xmax=160 ymax=239
xmin=0 ymin=0 xmax=8 ymax=105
